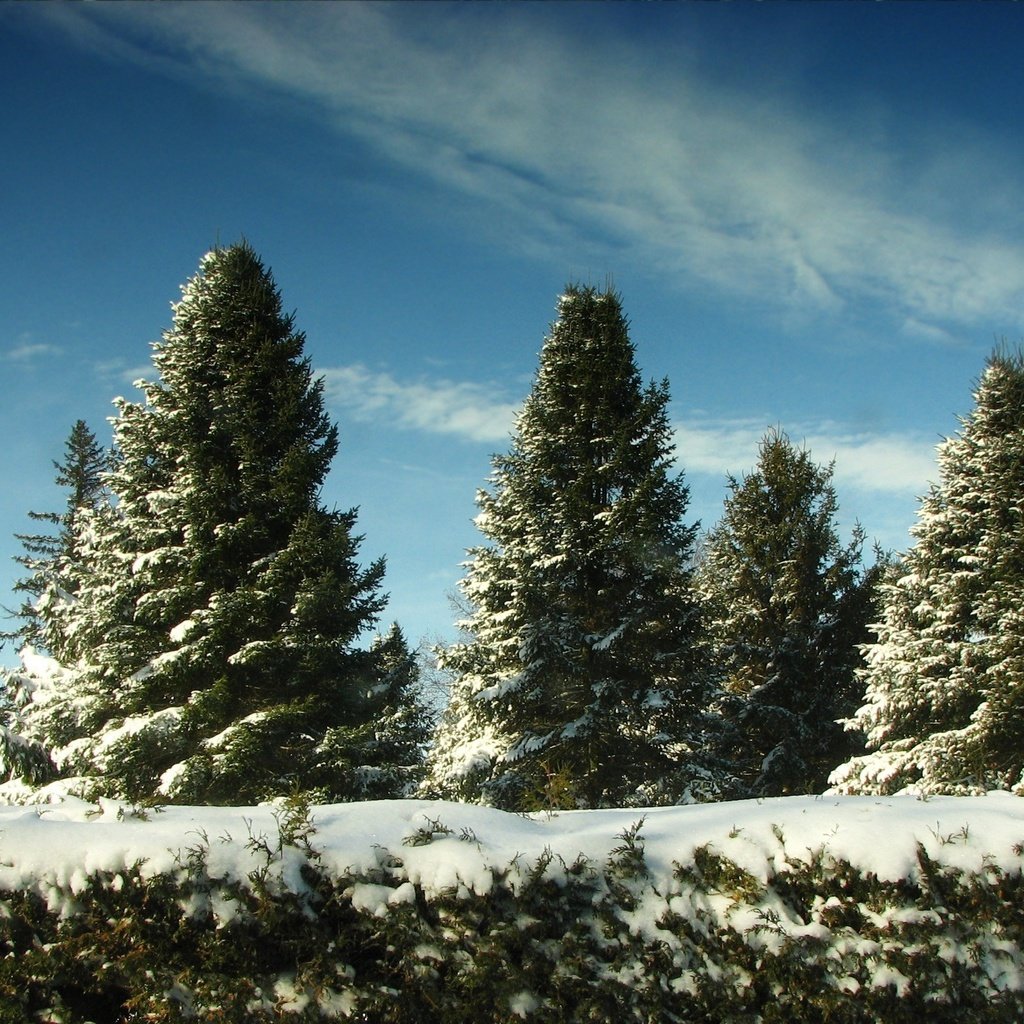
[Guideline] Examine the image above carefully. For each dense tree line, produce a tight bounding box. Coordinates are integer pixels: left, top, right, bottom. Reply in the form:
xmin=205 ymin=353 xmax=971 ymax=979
xmin=2 ymin=243 xmax=1021 ymax=807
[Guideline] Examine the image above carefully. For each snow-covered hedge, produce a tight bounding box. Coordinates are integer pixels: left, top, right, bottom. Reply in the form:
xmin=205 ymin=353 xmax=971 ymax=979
xmin=1 ymin=795 xmax=1023 ymax=1022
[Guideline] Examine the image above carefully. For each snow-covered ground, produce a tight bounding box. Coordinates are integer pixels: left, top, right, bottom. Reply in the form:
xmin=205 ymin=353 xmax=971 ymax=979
xmin=1 ymin=793 xmax=1021 ymax=907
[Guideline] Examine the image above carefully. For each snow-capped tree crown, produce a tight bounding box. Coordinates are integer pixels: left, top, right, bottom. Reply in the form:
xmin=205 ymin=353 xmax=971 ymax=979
xmin=2 ymin=420 xmax=110 ymax=658
xmin=831 ymin=348 xmax=1024 ymax=796
xmin=427 ymin=285 xmax=718 ymax=810
xmin=0 ymin=243 xmax=426 ymax=806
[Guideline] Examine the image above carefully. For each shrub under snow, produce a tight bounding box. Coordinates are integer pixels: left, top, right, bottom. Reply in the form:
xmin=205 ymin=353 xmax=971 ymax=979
xmin=0 ymin=794 xmax=1022 ymax=1022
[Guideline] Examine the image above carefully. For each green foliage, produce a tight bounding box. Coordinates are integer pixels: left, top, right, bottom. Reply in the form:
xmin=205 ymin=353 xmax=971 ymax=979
xmin=0 ymin=421 xmax=113 ymax=788
xmin=0 ymin=245 xmax=432 ymax=806
xmin=1 ymin=419 xmax=110 ymax=656
xmin=427 ymin=285 xmax=719 ymax=810
xmin=357 ymin=624 xmax=434 ymax=798
xmin=1 ymin=810 xmax=1023 ymax=1022
xmin=519 ymin=759 xmax=583 ymax=814
xmin=834 ymin=349 xmax=1024 ymax=796
xmin=697 ymin=428 xmax=882 ymax=796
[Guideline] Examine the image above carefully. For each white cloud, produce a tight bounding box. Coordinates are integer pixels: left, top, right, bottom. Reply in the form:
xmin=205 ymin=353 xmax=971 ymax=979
xmin=321 ymin=360 xmax=938 ymax=499
xmin=39 ymin=5 xmax=1024 ymax=337
xmin=3 ymin=341 xmax=61 ymax=363
xmin=899 ymin=317 xmax=964 ymax=347
xmin=674 ymin=416 xmax=938 ymax=497
xmin=802 ymin=427 xmax=939 ymax=497
xmin=322 ymin=364 xmax=520 ymax=444
xmin=91 ymin=359 xmax=153 ymax=389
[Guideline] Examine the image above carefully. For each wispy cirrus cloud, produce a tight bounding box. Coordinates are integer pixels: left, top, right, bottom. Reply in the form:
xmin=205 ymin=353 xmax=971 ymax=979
xmin=322 ymin=362 xmax=938 ymax=499
xmin=87 ymin=358 xmax=154 ymax=393
xmin=675 ymin=416 xmax=939 ymax=550
xmin=2 ymin=339 xmax=61 ymax=363
xmin=322 ymin=364 xmax=520 ymax=444
xmin=674 ymin=416 xmax=938 ymax=497
xmin=35 ymin=4 xmax=1024 ymax=338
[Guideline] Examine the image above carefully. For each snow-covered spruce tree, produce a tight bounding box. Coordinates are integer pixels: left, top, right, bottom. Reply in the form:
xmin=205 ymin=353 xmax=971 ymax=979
xmin=1 ymin=420 xmax=109 ymax=655
xmin=0 ymin=421 xmax=111 ymax=787
xmin=696 ymin=429 xmax=881 ymax=797
xmin=424 ymin=286 xmax=719 ymax=810
xmin=348 ymin=624 xmax=433 ymax=798
xmin=832 ymin=350 xmax=1024 ymax=796
xmin=3 ymin=244 xmax=398 ymax=805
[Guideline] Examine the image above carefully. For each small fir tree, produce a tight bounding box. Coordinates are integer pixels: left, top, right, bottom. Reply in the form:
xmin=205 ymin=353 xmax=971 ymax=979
xmin=1 ymin=422 xmax=110 ymax=787
xmin=2 ymin=244 xmax=402 ymax=804
xmin=424 ymin=286 xmax=719 ymax=810
xmin=831 ymin=349 xmax=1024 ymax=796
xmin=696 ymin=429 xmax=880 ymax=796
xmin=1 ymin=420 xmax=110 ymax=655
xmin=350 ymin=624 xmax=432 ymax=798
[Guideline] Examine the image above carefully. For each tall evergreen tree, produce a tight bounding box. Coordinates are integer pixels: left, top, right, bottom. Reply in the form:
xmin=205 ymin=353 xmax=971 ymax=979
xmin=696 ymin=429 xmax=880 ymax=796
xmin=2 ymin=244 xmax=397 ymax=804
xmin=423 ymin=286 xmax=719 ymax=810
xmin=831 ymin=350 xmax=1024 ymax=796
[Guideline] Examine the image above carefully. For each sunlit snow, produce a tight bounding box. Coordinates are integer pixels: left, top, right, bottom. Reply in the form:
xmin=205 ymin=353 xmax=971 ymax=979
xmin=1 ymin=793 xmax=1022 ymax=911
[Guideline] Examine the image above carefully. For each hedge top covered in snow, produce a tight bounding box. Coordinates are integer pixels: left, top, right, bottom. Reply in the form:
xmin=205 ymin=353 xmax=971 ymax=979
xmin=3 ymin=793 xmax=1023 ymax=1022
xmin=2 ymin=794 xmax=1022 ymax=904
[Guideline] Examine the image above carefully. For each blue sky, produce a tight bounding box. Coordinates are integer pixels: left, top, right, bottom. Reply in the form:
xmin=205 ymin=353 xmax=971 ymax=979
xmin=3 ymin=3 xmax=1023 ymax=662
